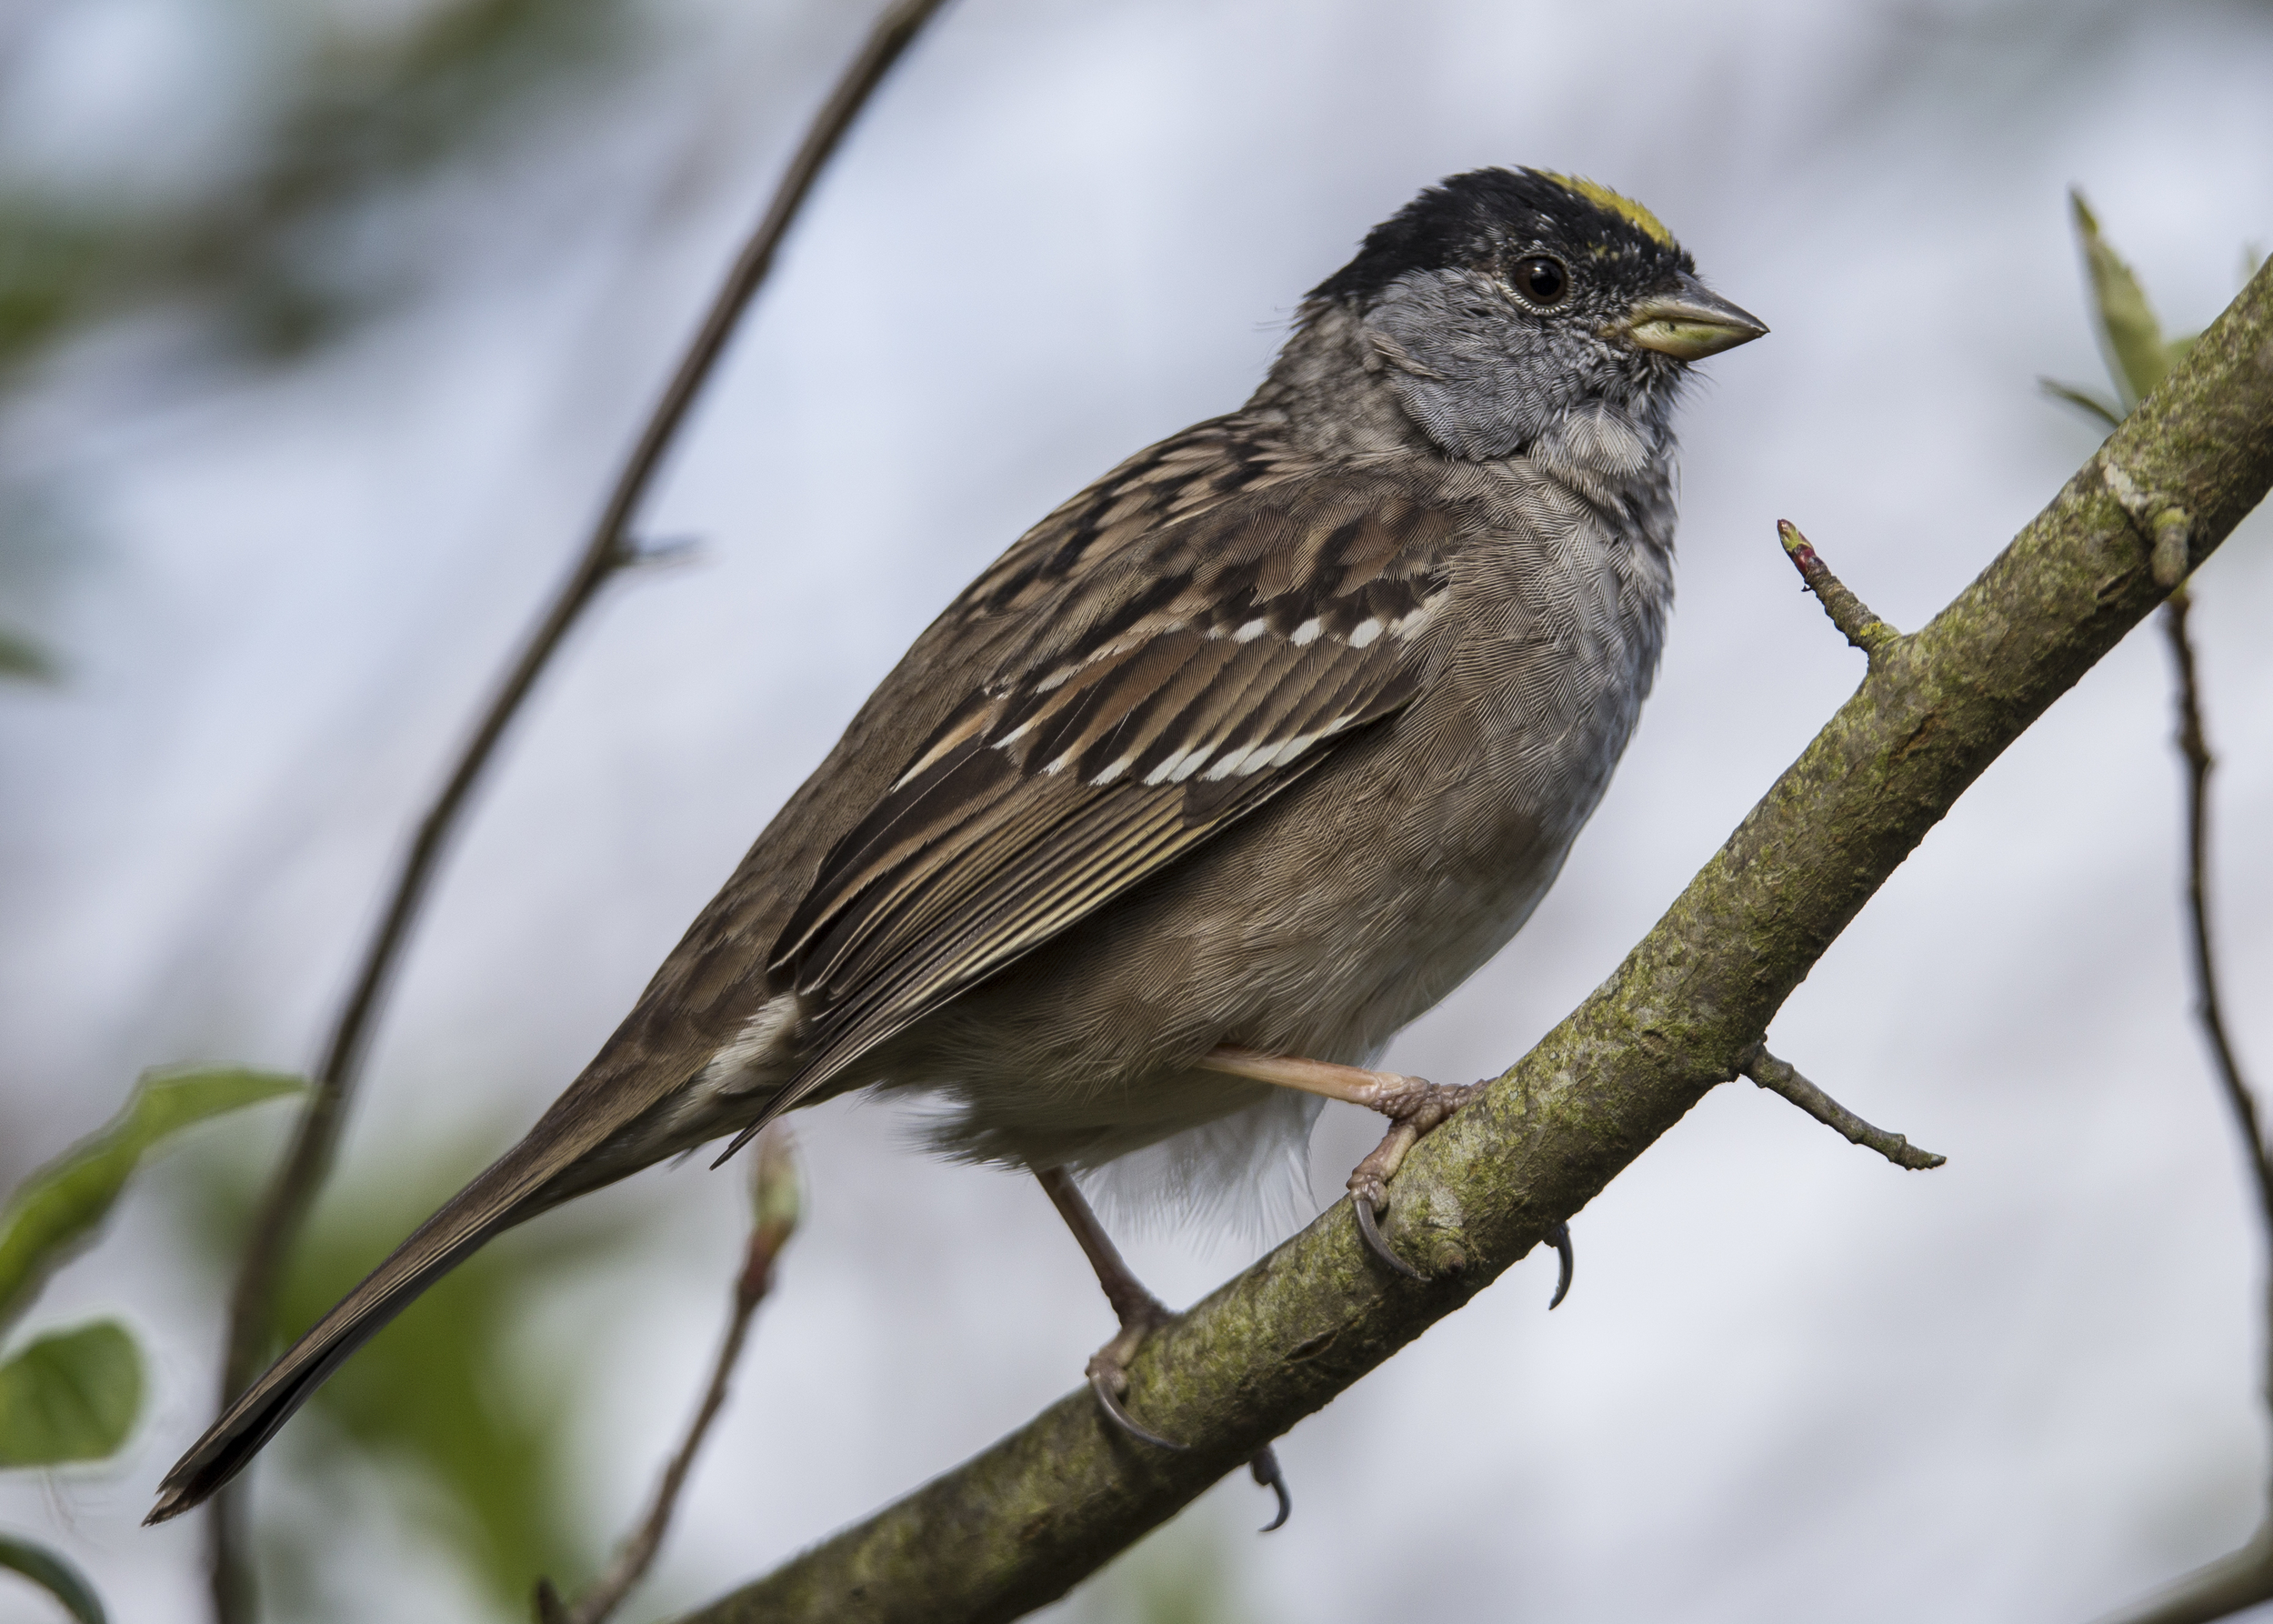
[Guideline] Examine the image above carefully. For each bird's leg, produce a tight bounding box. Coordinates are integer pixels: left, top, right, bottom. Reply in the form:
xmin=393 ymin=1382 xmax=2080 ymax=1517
xmin=1035 ymin=1166 xmax=1184 ymax=1450
xmin=1196 ymin=1047 xmax=1475 ymax=1277
xmin=1035 ymin=1166 xmax=1296 ymax=1527
xmin=1197 ymin=1046 xmax=1573 ymax=1302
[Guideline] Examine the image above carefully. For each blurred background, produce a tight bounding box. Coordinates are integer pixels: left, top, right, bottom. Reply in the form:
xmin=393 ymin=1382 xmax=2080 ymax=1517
xmin=2 ymin=0 xmax=2270 ymax=1619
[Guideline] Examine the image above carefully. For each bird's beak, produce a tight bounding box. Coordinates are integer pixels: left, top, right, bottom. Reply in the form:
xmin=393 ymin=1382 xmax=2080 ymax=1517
xmin=1621 ymin=274 xmax=1768 ymax=360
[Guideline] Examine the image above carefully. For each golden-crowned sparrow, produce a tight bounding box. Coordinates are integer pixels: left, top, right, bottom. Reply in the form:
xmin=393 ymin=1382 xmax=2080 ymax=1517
xmin=151 ymin=166 xmax=1763 ymax=1522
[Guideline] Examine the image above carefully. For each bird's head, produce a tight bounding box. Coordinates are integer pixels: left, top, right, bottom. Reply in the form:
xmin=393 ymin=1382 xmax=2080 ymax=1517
xmin=1302 ymin=167 xmax=1766 ymax=461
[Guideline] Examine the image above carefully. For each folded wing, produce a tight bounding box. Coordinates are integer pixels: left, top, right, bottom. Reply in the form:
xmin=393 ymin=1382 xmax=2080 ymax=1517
xmin=767 ymin=478 xmax=1464 ymax=1106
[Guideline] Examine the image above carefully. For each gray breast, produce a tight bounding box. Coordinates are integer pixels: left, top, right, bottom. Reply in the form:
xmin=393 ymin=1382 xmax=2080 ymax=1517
xmin=1312 ymin=448 xmax=1672 ymax=1032
xmin=880 ymin=428 xmax=1678 ymax=1206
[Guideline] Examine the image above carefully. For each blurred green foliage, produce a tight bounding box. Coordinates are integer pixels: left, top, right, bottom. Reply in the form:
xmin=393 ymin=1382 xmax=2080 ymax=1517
xmin=2045 ymin=189 xmax=2218 ymax=427
xmin=0 ymin=1067 xmax=304 ymax=1336
xmin=0 ymin=1321 xmax=142 ymax=1468
xmin=0 ymin=1529 xmax=105 ymax=1624
xmin=0 ymin=0 xmax=656 ymax=682
xmin=193 ymin=1146 xmax=646 ymax=1621
xmin=0 ymin=0 xmax=646 ymax=375
xmin=0 ymin=625 xmax=51 ymax=681
xmin=1123 ymin=1539 xmax=1237 ymax=1624
xmin=2070 ymin=190 xmax=2197 ymax=408
xmin=0 ymin=1068 xmax=302 ymax=1622
xmin=1069 ymin=1512 xmax=1244 ymax=1624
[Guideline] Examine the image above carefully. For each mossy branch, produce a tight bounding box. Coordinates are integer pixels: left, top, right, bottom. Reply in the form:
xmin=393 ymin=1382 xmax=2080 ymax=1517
xmin=671 ymin=256 xmax=2273 ymax=1624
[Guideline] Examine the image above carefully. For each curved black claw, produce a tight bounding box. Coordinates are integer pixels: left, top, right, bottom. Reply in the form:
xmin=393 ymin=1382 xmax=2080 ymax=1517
xmin=1352 ymin=1191 xmax=1427 ymax=1282
xmin=1088 ymin=1368 xmax=1187 ymax=1451
xmin=1249 ymin=1444 xmax=1292 ymax=1533
xmin=1547 ymin=1220 xmax=1574 ymax=1310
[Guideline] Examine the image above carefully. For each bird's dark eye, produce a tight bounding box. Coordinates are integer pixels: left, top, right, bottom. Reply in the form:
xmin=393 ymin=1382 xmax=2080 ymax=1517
xmin=1514 ymin=255 xmax=1569 ymax=306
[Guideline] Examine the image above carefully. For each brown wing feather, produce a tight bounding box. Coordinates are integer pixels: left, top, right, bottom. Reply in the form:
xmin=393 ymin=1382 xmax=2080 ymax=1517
xmin=766 ymin=475 xmax=1463 ymax=1105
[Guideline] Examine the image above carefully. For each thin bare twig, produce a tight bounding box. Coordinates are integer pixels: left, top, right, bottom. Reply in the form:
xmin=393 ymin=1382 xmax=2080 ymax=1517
xmin=1738 ymin=1045 xmax=1945 ymax=1171
xmin=2162 ymin=592 xmax=2272 ymax=1219
xmin=1776 ymin=519 xmax=1903 ymax=663
xmin=205 ymin=4 xmax=953 ymax=1618
xmin=2101 ymin=591 xmax=2273 ymax=1624
xmin=536 ymin=1128 xmax=802 ymax=1624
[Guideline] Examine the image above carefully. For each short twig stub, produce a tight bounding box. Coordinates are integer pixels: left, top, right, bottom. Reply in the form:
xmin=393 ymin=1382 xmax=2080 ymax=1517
xmin=1740 ymin=1044 xmax=1946 ymax=1171
xmin=2102 ymin=459 xmax=2195 ymax=590
xmin=1777 ymin=520 xmax=1902 ymax=662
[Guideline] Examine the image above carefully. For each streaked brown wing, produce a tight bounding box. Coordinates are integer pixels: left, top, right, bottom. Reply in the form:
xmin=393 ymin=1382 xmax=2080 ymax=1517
xmin=767 ymin=473 xmax=1465 ymax=1103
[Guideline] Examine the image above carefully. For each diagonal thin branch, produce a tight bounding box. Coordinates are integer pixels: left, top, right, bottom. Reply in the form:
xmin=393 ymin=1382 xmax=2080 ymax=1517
xmin=204 ymin=4 xmax=954 ymax=1619
xmin=666 ymin=246 xmax=2273 ymax=1624
xmin=2095 ymin=588 xmax=2273 ymax=1624
xmin=2161 ymin=591 xmax=2273 ymax=1225
xmin=537 ymin=1127 xmax=803 ymax=1624
xmin=1739 ymin=1045 xmax=1945 ymax=1170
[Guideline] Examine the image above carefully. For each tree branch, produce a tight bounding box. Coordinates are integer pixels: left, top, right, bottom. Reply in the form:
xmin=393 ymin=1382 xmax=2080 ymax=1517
xmin=1738 ymin=1044 xmax=1945 ymax=1171
xmin=667 ymin=256 xmax=2273 ymax=1624
xmin=1776 ymin=518 xmax=1903 ymax=663
xmin=204 ymin=4 xmax=954 ymax=1618
xmin=2160 ymin=591 xmax=2273 ymax=1229
xmin=538 ymin=1128 xmax=802 ymax=1624
xmin=2093 ymin=590 xmax=2273 ymax=1624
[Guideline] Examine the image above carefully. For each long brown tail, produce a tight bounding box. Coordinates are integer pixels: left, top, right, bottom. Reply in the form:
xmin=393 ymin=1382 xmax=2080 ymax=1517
xmin=150 ymin=959 xmax=803 ymax=1524
xmin=146 ymin=1133 xmax=574 ymax=1524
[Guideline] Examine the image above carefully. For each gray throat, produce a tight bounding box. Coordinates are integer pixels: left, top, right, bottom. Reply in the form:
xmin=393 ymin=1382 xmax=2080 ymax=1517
xmin=1243 ymin=299 xmax=1681 ymax=567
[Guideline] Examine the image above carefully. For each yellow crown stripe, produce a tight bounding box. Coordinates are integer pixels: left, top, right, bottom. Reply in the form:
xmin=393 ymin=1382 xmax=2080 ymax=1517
xmin=1538 ymin=172 xmax=1674 ymax=248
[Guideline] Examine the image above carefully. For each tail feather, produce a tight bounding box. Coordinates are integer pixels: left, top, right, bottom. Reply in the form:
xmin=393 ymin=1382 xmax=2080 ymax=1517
xmin=146 ymin=1139 xmax=566 ymax=1524
xmin=148 ymin=958 xmax=803 ymax=1523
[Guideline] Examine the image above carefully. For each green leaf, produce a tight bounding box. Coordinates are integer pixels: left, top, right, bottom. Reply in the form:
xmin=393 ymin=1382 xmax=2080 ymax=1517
xmin=2069 ymin=189 xmax=2170 ymax=408
xmin=271 ymin=1187 xmax=627 ymax=1612
xmin=181 ymin=1125 xmax=645 ymax=1613
xmin=0 ymin=1322 xmax=142 ymax=1467
xmin=0 ymin=1529 xmax=107 ymax=1624
xmin=0 ymin=1068 xmax=304 ymax=1337
xmin=2038 ymin=377 xmax=2124 ymax=430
